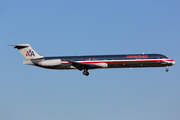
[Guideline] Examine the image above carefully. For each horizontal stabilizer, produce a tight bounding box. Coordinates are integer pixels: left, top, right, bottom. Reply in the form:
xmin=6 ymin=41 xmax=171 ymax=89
xmin=14 ymin=45 xmax=29 ymax=49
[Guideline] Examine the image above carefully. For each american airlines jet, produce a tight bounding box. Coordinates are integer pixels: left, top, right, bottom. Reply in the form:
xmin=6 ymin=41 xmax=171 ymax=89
xmin=13 ymin=44 xmax=175 ymax=76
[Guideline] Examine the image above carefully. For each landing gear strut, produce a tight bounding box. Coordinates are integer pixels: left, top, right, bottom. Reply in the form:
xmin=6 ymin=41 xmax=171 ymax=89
xmin=83 ymin=69 xmax=89 ymax=76
xmin=166 ymin=66 xmax=169 ymax=72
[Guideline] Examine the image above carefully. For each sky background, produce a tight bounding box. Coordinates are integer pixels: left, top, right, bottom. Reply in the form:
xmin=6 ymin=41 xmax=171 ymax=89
xmin=0 ymin=0 xmax=180 ymax=120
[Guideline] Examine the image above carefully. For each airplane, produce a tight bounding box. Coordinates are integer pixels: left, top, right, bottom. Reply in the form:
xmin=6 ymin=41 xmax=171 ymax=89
xmin=12 ymin=44 xmax=175 ymax=76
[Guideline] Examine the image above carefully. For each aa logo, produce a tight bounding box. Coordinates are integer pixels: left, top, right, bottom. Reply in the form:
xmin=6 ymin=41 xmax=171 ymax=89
xmin=26 ymin=50 xmax=35 ymax=57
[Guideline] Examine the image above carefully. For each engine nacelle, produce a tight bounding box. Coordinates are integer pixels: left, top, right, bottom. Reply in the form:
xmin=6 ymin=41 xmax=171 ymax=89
xmin=37 ymin=59 xmax=61 ymax=67
xmin=95 ymin=63 xmax=108 ymax=68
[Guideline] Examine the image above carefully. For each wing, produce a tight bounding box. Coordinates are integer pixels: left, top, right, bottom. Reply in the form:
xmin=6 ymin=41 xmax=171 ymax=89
xmin=66 ymin=60 xmax=101 ymax=70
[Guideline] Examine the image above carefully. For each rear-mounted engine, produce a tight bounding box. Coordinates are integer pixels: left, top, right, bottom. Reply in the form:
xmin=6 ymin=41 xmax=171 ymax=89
xmin=37 ymin=59 xmax=61 ymax=67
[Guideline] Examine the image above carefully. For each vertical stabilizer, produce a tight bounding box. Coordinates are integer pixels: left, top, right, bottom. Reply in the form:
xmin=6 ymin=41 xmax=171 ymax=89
xmin=14 ymin=44 xmax=43 ymax=59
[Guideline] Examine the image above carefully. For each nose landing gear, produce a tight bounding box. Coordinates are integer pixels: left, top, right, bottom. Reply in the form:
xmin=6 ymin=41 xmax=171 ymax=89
xmin=166 ymin=66 xmax=169 ymax=72
xmin=83 ymin=69 xmax=89 ymax=76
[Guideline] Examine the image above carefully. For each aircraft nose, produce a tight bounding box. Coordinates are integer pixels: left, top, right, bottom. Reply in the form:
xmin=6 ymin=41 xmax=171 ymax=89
xmin=172 ymin=60 xmax=175 ymax=65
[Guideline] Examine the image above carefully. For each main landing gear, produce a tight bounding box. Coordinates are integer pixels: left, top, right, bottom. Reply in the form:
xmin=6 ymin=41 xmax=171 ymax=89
xmin=83 ymin=69 xmax=89 ymax=76
xmin=166 ymin=66 xmax=169 ymax=72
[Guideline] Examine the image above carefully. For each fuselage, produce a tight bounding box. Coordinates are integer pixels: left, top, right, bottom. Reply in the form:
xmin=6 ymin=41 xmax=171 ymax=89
xmin=13 ymin=44 xmax=175 ymax=76
xmin=28 ymin=54 xmax=175 ymax=70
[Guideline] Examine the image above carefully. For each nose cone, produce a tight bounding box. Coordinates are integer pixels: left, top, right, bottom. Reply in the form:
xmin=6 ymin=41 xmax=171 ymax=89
xmin=172 ymin=60 xmax=176 ymax=65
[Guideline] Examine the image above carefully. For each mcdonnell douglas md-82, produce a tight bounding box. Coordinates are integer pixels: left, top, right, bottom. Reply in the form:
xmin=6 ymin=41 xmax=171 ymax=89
xmin=12 ymin=44 xmax=175 ymax=76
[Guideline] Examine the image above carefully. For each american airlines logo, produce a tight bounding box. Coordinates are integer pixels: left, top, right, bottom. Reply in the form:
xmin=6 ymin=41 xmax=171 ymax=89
xmin=26 ymin=50 xmax=35 ymax=56
xmin=126 ymin=55 xmax=148 ymax=58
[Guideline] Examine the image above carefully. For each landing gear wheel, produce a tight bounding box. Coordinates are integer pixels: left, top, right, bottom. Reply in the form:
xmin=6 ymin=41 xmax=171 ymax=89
xmin=83 ymin=70 xmax=89 ymax=76
xmin=166 ymin=66 xmax=169 ymax=72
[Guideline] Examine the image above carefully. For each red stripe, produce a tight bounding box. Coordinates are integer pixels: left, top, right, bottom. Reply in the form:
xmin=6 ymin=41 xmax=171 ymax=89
xmin=61 ymin=59 xmax=174 ymax=65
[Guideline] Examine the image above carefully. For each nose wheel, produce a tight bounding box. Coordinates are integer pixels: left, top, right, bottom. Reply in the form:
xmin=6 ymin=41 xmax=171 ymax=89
xmin=166 ymin=66 xmax=169 ymax=72
xmin=83 ymin=69 xmax=89 ymax=76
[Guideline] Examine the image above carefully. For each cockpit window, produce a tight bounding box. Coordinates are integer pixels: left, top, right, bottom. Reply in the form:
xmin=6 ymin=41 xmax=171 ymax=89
xmin=162 ymin=55 xmax=168 ymax=59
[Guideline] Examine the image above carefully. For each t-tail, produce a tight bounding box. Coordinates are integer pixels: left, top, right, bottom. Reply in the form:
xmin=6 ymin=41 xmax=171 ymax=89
xmin=13 ymin=44 xmax=43 ymax=59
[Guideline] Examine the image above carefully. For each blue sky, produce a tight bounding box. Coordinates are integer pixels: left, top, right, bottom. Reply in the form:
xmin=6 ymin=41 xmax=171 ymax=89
xmin=1 ymin=0 xmax=180 ymax=120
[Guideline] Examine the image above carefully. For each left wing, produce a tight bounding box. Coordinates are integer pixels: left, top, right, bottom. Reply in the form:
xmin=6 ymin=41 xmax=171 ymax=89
xmin=66 ymin=60 xmax=101 ymax=70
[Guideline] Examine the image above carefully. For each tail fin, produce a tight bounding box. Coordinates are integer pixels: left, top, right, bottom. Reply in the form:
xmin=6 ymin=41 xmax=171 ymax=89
xmin=13 ymin=44 xmax=43 ymax=59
